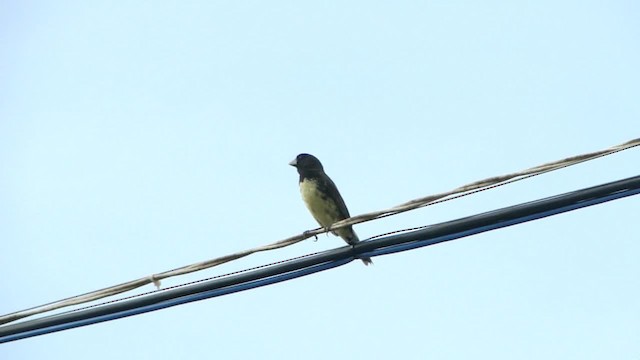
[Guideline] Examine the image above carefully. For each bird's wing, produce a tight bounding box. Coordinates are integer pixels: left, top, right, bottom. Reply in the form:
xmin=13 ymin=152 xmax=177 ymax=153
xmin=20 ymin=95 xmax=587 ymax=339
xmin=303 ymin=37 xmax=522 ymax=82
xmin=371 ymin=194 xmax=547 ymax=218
xmin=319 ymin=174 xmax=351 ymax=220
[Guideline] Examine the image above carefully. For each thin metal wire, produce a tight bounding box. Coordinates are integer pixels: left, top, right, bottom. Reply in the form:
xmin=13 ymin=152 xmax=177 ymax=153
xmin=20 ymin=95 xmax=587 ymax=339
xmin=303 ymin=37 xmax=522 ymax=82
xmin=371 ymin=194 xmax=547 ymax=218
xmin=67 ymin=251 xmax=324 ymax=313
xmin=0 ymin=137 xmax=638 ymax=326
xmin=1 ymin=174 xmax=638 ymax=343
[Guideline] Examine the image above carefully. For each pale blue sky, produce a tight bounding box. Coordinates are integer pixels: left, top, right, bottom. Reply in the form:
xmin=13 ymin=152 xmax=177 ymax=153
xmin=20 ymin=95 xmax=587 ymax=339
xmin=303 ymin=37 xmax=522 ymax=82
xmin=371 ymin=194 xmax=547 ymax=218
xmin=1 ymin=1 xmax=639 ymax=359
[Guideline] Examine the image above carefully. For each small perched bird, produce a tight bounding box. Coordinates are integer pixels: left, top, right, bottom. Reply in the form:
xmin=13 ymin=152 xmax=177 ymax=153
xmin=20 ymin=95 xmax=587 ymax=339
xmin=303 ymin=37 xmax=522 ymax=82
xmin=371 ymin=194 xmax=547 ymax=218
xmin=289 ymin=153 xmax=373 ymax=266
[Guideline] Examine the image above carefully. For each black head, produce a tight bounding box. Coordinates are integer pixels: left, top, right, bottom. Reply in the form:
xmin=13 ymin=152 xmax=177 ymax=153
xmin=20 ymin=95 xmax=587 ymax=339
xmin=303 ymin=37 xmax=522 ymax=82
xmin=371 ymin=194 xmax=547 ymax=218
xmin=289 ymin=153 xmax=324 ymax=174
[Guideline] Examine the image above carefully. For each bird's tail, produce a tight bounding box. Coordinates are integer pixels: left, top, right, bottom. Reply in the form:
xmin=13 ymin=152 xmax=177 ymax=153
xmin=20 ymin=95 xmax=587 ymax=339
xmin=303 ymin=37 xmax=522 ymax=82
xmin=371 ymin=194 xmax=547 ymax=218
xmin=344 ymin=228 xmax=374 ymax=266
xmin=361 ymin=257 xmax=374 ymax=266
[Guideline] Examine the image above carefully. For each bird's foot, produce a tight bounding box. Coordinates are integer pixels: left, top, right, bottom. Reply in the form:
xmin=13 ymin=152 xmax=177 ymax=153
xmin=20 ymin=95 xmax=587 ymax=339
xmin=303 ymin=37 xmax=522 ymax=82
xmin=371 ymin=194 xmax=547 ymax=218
xmin=303 ymin=230 xmax=319 ymax=241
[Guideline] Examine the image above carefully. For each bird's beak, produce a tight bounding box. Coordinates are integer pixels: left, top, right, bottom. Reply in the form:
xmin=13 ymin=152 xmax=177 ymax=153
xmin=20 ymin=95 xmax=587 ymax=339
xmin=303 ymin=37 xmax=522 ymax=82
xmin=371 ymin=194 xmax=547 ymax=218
xmin=288 ymin=158 xmax=297 ymax=167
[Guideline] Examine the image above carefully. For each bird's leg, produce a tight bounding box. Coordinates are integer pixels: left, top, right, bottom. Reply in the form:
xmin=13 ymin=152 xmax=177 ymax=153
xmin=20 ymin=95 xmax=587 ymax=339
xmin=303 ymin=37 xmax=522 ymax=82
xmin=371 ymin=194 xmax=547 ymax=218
xmin=303 ymin=230 xmax=319 ymax=241
xmin=320 ymin=226 xmax=331 ymax=240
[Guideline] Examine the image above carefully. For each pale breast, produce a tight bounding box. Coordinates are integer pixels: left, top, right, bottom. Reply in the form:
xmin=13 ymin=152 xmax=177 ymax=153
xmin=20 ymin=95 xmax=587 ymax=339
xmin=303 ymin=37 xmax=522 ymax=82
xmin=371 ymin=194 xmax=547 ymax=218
xmin=299 ymin=178 xmax=340 ymax=228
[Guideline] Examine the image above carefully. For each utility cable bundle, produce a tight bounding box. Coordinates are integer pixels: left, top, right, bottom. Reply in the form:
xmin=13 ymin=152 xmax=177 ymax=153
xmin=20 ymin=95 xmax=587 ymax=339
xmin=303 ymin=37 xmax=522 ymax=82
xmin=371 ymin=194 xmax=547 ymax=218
xmin=1 ymin=173 xmax=639 ymax=343
xmin=0 ymin=137 xmax=638 ymax=329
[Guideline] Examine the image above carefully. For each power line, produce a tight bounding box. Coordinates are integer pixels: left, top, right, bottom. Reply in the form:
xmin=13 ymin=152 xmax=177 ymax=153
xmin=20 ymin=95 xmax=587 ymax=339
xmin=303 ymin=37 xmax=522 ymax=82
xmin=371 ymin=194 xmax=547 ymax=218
xmin=1 ymin=174 xmax=638 ymax=344
xmin=1 ymin=137 xmax=638 ymax=326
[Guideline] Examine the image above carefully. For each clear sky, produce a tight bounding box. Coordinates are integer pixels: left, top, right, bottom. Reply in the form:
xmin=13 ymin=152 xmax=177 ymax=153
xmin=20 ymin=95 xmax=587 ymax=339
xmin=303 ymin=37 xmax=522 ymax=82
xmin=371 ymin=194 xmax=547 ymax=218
xmin=2 ymin=1 xmax=639 ymax=359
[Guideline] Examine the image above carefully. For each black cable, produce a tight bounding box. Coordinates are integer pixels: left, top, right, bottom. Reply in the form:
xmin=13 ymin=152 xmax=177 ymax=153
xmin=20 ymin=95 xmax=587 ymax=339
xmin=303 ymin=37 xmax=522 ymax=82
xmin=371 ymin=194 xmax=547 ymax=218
xmin=1 ymin=175 xmax=639 ymax=343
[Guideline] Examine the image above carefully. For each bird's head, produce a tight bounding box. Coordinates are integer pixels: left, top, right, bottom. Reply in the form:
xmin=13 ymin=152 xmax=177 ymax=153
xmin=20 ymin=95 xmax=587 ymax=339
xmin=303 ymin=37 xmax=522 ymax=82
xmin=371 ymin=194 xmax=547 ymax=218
xmin=289 ymin=153 xmax=324 ymax=173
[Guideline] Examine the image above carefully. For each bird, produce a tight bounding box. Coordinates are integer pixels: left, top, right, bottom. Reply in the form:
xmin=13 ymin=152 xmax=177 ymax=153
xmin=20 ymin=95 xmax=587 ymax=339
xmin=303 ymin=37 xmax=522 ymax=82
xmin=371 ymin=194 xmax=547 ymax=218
xmin=289 ymin=153 xmax=373 ymax=266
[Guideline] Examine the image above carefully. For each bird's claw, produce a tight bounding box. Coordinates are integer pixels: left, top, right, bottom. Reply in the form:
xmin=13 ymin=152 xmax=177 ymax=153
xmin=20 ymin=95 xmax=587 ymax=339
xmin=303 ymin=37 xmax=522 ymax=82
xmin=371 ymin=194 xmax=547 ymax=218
xmin=303 ymin=230 xmax=319 ymax=241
